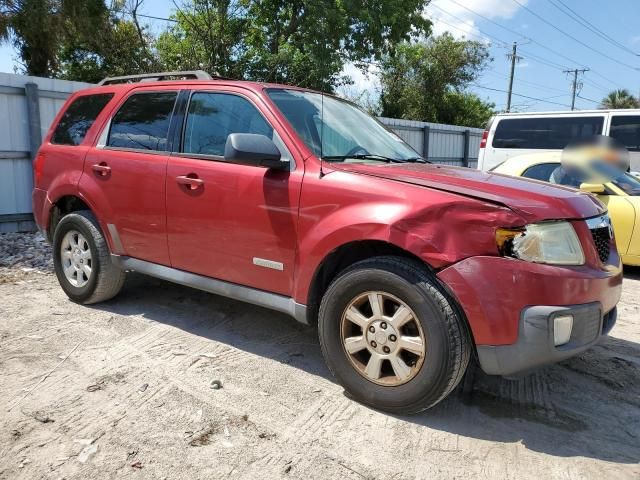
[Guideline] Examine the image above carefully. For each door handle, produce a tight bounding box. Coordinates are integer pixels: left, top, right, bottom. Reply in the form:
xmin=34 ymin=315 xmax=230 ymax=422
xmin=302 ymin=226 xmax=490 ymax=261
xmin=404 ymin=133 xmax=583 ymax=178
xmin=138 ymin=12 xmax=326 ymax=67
xmin=176 ymin=175 xmax=204 ymax=190
xmin=92 ymin=163 xmax=111 ymax=177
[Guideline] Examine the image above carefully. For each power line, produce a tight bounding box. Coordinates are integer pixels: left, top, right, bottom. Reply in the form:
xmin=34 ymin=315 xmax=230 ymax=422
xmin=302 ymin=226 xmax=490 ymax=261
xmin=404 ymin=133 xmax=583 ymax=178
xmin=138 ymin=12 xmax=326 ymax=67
xmin=563 ymin=68 xmax=589 ymax=110
xmin=472 ymin=84 xmax=572 ymax=108
xmin=483 ymin=70 xmax=569 ymax=94
xmin=447 ymin=0 xmax=585 ymax=69
xmin=445 ymin=0 xmax=626 ymax=90
xmin=512 ymin=0 xmax=639 ymax=71
xmin=548 ymin=0 xmax=638 ymax=57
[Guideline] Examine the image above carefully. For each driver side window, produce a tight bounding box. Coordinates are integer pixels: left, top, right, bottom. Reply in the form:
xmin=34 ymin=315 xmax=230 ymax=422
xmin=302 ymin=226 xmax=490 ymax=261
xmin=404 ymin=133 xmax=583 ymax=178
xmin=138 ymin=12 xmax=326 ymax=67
xmin=183 ymin=92 xmax=274 ymax=157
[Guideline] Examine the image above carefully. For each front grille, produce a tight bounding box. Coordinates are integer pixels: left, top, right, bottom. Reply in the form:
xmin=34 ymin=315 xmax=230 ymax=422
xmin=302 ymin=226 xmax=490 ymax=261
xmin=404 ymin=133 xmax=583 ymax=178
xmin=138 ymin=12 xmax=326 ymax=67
xmin=586 ymin=215 xmax=612 ymax=264
xmin=591 ymin=227 xmax=611 ymax=263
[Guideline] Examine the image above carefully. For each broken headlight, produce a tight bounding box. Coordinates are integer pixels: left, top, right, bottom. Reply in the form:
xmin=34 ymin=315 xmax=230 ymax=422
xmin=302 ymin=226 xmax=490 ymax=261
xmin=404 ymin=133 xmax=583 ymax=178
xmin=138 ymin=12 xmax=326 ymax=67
xmin=496 ymin=221 xmax=585 ymax=266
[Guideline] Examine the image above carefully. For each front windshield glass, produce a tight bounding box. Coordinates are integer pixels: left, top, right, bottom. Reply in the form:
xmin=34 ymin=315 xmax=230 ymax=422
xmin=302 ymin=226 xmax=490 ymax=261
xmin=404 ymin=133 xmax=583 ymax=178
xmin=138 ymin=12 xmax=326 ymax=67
xmin=553 ymin=161 xmax=640 ymax=195
xmin=266 ymin=88 xmax=421 ymax=163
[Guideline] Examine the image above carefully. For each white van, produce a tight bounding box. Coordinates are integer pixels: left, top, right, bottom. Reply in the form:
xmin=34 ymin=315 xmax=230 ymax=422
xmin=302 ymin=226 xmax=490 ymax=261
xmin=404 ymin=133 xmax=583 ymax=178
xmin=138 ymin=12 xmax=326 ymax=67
xmin=477 ymin=110 xmax=640 ymax=172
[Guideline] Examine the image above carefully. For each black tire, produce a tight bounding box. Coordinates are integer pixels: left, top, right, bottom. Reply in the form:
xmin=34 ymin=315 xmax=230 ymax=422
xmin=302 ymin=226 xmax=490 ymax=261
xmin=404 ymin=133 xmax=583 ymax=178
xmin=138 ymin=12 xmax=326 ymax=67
xmin=318 ymin=256 xmax=470 ymax=414
xmin=52 ymin=210 xmax=125 ymax=304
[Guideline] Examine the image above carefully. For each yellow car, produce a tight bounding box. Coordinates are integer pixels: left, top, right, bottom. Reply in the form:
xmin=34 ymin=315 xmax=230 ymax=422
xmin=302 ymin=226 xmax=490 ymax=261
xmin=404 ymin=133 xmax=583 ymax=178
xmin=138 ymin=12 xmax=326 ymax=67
xmin=492 ymin=152 xmax=640 ymax=266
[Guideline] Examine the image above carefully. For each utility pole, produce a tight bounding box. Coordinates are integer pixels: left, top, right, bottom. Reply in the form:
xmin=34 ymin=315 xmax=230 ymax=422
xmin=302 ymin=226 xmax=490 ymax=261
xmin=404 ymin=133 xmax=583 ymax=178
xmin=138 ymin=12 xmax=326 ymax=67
xmin=564 ymin=68 xmax=590 ymax=110
xmin=506 ymin=42 xmax=522 ymax=112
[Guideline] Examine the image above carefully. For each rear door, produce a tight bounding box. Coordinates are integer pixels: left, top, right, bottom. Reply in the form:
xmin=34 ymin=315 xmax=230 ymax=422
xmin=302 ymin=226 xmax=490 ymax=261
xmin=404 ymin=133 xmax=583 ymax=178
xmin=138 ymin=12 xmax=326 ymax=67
xmin=482 ymin=114 xmax=606 ymax=171
xmin=607 ymin=113 xmax=640 ymax=172
xmin=165 ymin=87 xmax=303 ymax=296
xmin=82 ymin=88 xmax=178 ymax=266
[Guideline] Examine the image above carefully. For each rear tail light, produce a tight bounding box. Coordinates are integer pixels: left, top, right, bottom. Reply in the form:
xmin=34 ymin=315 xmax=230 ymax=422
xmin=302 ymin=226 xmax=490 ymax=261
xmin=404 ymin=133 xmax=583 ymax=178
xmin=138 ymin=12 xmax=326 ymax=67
xmin=479 ymin=130 xmax=489 ymax=149
xmin=34 ymin=152 xmax=45 ymax=187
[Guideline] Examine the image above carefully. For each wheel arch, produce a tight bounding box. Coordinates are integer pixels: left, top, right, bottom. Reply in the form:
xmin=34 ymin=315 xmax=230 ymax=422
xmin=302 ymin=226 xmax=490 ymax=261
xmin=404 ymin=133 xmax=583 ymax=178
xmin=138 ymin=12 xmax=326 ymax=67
xmin=304 ymin=239 xmax=477 ymax=352
xmin=305 ymin=240 xmax=428 ymax=326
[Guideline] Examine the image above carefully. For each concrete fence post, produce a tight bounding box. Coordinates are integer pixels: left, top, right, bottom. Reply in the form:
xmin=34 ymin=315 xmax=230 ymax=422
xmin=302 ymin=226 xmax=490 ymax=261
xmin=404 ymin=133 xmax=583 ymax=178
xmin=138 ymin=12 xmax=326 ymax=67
xmin=25 ymin=82 xmax=42 ymax=162
xmin=462 ymin=129 xmax=471 ymax=167
xmin=422 ymin=125 xmax=430 ymax=159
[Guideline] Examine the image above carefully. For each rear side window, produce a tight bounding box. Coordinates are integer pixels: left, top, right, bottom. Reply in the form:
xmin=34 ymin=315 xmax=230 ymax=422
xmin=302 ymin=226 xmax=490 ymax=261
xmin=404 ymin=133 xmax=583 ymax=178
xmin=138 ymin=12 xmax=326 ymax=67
xmin=609 ymin=116 xmax=640 ymax=152
xmin=108 ymin=92 xmax=177 ymax=151
xmin=51 ymin=93 xmax=114 ymax=145
xmin=492 ymin=117 xmax=604 ymax=149
xmin=182 ymin=92 xmax=273 ymax=156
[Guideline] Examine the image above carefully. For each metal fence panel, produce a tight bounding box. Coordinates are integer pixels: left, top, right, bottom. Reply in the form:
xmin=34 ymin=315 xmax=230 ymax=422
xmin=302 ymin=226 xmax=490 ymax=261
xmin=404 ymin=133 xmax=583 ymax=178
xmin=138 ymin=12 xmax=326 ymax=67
xmin=379 ymin=116 xmax=483 ymax=167
xmin=0 ymin=73 xmax=91 ymax=232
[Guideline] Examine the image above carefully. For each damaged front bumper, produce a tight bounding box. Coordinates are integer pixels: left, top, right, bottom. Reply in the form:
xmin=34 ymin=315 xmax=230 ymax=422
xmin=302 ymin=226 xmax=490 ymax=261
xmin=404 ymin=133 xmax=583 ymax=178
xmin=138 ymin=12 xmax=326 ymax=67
xmin=437 ymin=255 xmax=622 ymax=376
xmin=476 ymin=304 xmax=617 ymax=375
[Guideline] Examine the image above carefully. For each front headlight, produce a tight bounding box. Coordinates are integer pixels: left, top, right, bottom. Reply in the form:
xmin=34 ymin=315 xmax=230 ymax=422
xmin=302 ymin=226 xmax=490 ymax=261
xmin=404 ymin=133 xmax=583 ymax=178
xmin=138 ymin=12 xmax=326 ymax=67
xmin=496 ymin=221 xmax=585 ymax=265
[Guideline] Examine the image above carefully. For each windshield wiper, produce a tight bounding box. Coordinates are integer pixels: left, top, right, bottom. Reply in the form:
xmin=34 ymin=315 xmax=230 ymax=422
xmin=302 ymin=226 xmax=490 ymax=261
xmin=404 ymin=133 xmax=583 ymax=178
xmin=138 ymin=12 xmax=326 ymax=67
xmin=322 ymin=154 xmax=424 ymax=163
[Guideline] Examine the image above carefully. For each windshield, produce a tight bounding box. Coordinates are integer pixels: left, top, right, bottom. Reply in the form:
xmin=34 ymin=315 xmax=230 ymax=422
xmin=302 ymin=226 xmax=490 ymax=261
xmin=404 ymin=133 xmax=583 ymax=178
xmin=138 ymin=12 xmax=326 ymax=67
xmin=552 ymin=161 xmax=640 ymax=195
xmin=266 ymin=88 xmax=421 ymax=163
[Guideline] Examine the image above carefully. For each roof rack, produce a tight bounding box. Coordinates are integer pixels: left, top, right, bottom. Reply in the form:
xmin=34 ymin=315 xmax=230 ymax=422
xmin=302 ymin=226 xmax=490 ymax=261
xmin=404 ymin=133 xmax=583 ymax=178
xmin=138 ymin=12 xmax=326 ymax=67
xmin=98 ymin=70 xmax=214 ymax=86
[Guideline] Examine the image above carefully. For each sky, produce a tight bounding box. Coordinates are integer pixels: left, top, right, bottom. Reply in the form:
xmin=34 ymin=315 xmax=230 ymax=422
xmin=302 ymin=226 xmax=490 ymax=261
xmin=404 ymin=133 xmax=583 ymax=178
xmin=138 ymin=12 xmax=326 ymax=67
xmin=1 ymin=0 xmax=639 ymax=113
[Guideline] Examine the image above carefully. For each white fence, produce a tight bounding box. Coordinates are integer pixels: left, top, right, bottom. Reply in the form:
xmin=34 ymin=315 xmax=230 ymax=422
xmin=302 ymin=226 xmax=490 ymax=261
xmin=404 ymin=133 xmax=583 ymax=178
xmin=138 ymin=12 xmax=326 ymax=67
xmin=0 ymin=73 xmax=483 ymax=233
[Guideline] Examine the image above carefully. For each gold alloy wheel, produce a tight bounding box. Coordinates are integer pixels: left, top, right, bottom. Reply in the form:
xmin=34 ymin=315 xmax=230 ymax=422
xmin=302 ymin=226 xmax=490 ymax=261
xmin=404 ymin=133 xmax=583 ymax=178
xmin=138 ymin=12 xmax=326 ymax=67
xmin=340 ymin=291 xmax=426 ymax=386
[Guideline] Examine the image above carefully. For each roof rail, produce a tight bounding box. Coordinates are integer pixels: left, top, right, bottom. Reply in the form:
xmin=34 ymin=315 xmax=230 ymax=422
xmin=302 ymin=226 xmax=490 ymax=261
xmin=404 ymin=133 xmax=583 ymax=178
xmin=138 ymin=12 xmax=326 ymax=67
xmin=98 ymin=70 xmax=213 ymax=86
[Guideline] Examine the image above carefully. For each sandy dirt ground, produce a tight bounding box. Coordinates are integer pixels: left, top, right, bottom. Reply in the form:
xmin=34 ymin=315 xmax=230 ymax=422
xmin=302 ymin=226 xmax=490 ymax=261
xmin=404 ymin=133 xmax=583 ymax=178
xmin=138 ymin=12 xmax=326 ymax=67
xmin=0 ymin=266 xmax=639 ymax=479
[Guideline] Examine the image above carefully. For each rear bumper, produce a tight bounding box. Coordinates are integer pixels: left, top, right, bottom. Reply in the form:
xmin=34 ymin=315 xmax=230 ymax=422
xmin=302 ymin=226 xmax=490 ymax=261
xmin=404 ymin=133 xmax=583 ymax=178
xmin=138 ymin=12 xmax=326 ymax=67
xmin=477 ymin=304 xmax=617 ymax=375
xmin=32 ymin=188 xmax=51 ymax=238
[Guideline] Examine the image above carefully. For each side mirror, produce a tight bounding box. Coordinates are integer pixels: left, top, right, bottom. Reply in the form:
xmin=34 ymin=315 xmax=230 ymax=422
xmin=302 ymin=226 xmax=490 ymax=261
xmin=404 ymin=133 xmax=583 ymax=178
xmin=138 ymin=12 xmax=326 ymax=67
xmin=579 ymin=183 xmax=605 ymax=194
xmin=224 ymin=133 xmax=289 ymax=171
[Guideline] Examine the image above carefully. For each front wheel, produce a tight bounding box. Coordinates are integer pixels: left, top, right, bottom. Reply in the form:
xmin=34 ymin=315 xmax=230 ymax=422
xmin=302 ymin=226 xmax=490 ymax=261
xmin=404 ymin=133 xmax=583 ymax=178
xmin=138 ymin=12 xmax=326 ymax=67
xmin=53 ymin=210 xmax=125 ymax=304
xmin=318 ymin=256 xmax=470 ymax=413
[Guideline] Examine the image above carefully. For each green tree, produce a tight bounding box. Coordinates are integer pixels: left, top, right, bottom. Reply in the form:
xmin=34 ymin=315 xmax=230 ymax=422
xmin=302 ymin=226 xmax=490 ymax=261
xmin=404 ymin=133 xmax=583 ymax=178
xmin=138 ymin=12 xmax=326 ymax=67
xmin=156 ymin=0 xmax=248 ymax=79
xmin=600 ymin=89 xmax=639 ymax=109
xmin=0 ymin=0 xmax=108 ymax=76
xmin=156 ymin=0 xmax=431 ymax=92
xmin=379 ymin=34 xmax=494 ymax=127
xmin=57 ymin=0 xmax=162 ymax=83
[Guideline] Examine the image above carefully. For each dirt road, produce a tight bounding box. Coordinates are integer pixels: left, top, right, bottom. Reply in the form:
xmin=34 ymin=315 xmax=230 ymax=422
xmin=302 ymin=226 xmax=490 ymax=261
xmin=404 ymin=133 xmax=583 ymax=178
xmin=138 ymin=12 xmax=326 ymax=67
xmin=1 ymin=266 xmax=639 ymax=479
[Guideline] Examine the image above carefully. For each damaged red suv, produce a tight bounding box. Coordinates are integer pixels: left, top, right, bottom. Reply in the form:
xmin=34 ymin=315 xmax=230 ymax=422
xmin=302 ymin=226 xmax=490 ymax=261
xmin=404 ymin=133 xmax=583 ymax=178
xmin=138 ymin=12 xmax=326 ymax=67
xmin=32 ymin=71 xmax=622 ymax=413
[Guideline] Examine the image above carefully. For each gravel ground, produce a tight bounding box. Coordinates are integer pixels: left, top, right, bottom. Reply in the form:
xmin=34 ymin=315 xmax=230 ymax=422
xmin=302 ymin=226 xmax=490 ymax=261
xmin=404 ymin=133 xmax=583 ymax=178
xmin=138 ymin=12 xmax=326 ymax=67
xmin=0 ymin=233 xmax=639 ymax=479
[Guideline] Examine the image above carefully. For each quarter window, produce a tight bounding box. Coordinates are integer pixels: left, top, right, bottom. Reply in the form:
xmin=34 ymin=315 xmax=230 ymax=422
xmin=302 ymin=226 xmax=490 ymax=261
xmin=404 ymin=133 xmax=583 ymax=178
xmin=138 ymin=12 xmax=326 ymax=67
xmin=609 ymin=116 xmax=640 ymax=152
xmin=492 ymin=117 xmax=604 ymax=149
xmin=107 ymin=92 xmax=177 ymax=151
xmin=182 ymin=92 xmax=273 ymax=157
xmin=51 ymin=93 xmax=114 ymax=146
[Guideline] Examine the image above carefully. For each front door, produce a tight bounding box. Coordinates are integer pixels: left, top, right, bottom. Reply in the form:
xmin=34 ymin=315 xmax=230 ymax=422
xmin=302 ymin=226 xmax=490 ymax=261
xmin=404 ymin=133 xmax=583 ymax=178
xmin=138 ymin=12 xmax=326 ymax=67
xmin=83 ymin=89 xmax=178 ymax=266
xmin=165 ymin=90 xmax=303 ymax=296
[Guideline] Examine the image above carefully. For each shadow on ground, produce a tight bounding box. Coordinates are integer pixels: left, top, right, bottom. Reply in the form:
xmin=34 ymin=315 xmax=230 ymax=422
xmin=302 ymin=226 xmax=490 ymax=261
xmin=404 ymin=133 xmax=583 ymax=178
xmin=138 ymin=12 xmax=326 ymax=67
xmin=91 ymin=272 xmax=640 ymax=464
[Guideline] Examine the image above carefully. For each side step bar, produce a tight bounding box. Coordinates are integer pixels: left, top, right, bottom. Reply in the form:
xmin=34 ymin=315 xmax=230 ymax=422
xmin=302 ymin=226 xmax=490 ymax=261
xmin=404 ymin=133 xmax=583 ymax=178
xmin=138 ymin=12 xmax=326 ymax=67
xmin=111 ymin=256 xmax=308 ymax=325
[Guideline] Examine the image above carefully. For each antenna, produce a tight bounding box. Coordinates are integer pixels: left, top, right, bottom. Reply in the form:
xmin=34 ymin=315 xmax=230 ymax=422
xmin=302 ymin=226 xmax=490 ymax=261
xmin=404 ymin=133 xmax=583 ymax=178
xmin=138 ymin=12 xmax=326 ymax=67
xmin=319 ymin=92 xmax=325 ymax=178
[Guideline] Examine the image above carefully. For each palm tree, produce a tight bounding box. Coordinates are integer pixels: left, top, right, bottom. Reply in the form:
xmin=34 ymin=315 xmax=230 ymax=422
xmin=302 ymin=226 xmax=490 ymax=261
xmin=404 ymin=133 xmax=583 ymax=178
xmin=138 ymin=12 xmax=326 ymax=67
xmin=600 ymin=89 xmax=639 ymax=109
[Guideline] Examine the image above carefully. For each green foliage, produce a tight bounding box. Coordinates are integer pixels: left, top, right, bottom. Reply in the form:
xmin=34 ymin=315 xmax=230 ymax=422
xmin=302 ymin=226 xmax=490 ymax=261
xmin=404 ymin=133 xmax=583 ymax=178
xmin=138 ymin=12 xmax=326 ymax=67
xmin=0 ymin=0 xmax=108 ymax=76
xmin=379 ymin=34 xmax=494 ymax=127
xmin=156 ymin=0 xmax=431 ymax=91
xmin=58 ymin=18 xmax=161 ymax=83
xmin=600 ymin=89 xmax=639 ymax=109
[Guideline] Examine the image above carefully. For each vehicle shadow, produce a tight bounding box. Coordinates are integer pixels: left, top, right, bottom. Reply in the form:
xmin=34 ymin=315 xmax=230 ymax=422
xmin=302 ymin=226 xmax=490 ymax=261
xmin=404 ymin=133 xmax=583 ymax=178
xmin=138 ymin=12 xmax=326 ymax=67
xmin=91 ymin=273 xmax=640 ymax=464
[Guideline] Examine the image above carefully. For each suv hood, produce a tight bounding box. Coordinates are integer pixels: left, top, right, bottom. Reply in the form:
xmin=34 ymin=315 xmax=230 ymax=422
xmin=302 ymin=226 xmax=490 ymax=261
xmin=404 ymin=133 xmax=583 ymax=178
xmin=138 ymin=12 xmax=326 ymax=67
xmin=332 ymin=162 xmax=606 ymax=223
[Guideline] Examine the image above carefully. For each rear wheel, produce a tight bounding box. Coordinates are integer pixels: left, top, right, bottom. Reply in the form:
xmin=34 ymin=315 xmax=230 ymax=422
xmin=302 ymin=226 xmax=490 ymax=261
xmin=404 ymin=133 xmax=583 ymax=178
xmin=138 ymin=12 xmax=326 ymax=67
xmin=53 ymin=210 xmax=125 ymax=304
xmin=318 ymin=256 xmax=470 ymax=413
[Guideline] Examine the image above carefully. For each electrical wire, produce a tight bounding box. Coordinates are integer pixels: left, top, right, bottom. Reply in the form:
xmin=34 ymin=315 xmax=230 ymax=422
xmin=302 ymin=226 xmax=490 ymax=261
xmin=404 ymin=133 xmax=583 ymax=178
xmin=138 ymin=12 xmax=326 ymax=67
xmin=548 ymin=0 xmax=638 ymax=57
xmin=444 ymin=0 xmax=630 ymax=89
xmin=512 ymin=0 xmax=639 ymax=71
xmin=472 ymin=84 xmax=572 ymax=108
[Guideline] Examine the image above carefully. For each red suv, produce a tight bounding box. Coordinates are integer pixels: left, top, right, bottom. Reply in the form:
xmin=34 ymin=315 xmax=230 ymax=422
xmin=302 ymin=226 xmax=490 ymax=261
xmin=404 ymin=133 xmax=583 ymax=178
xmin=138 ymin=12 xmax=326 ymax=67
xmin=32 ymin=71 xmax=622 ymax=413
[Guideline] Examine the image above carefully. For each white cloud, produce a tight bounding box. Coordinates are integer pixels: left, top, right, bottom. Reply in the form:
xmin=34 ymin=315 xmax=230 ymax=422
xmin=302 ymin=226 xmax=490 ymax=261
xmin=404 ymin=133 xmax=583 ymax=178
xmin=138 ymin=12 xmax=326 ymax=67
xmin=427 ymin=0 xmax=529 ymax=41
xmin=338 ymin=0 xmax=530 ymax=98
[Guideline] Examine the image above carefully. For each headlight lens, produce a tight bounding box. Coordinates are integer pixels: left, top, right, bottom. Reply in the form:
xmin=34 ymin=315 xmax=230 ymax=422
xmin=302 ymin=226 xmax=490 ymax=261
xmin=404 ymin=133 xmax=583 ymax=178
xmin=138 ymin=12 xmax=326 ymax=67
xmin=496 ymin=221 xmax=585 ymax=265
